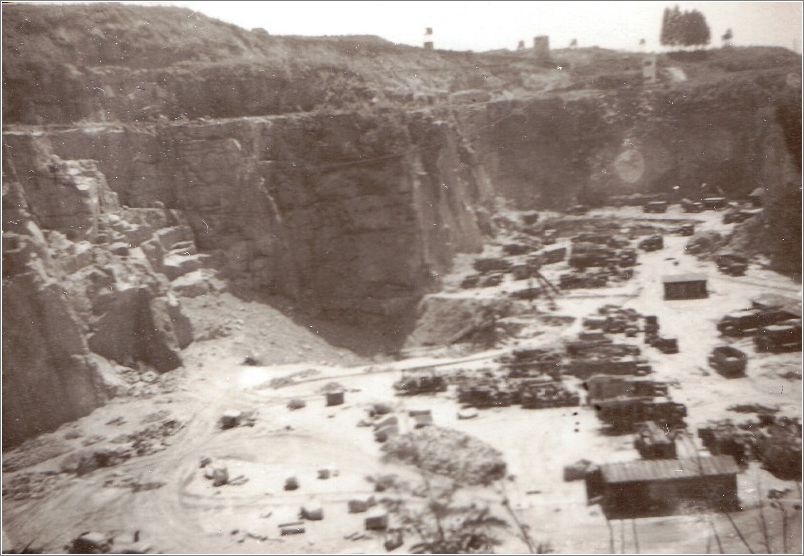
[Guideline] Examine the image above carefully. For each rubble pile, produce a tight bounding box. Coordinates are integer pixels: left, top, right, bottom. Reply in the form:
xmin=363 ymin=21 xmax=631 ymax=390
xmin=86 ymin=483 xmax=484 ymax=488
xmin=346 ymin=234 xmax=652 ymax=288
xmin=684 ymin=230 xmax=726 ymax=255
xmin=584 ymin=375 xmax=670 ymax=405
xmin=393 ymin=374 xmax=447 ymax=396
xmin=717 ymin=301 xmax=801 ymax=353
xmin=698 ymin=416 xmax=802 ymax=477
xmin=520 ymin=382 xmax=580 ymax=409
xmin=3 ymin=471 xmax=66 ymax=502
xmin=559 ymin=232 xmax=638 ymax=290
xmin=381 ymin=427 xmax=506 ymax=485
xmin=755 ymin=417 xmax=802 ymax=479
xmin=497 ymin=348 xmax=562 ymax=378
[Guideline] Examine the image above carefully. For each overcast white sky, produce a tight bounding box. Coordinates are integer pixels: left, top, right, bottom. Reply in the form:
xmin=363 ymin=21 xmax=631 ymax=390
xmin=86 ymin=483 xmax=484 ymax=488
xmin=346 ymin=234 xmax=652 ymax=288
xmin=144 ymin=1 xmax=801 ymax=53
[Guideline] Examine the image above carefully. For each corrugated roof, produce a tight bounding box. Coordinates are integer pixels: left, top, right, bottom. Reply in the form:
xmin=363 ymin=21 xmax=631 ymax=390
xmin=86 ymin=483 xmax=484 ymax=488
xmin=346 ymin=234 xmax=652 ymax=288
xmin=601 ymin=455 xmax=739 ymax=484
xmin=661 ymin=273 xmax=707 ymax=284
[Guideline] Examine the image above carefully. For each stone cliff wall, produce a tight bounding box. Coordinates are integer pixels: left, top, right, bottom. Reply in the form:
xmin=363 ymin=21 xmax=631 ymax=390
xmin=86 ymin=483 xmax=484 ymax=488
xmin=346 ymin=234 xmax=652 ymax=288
xmin=2 ymin=140 xmax=198 ymax=446
xmin=8 ymin=109 xmax=492 ymax=325
xmin=455 ymin=72 xmax=800 ymax=209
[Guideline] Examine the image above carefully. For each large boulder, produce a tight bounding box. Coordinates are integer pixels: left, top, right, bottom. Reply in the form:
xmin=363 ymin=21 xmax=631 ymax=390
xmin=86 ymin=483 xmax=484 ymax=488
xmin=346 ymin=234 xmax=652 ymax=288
xmin=88 ymin=287 xmax=192 ymax=372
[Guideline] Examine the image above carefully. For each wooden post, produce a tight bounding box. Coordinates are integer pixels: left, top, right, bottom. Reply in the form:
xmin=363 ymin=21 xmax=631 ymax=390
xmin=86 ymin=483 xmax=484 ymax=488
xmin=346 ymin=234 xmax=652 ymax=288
xmin=620 ymin=519 xmax=625 ymax=554
xmin=723 ymin=511 xmax=755 ymax=554
xmin=606 ymin=517 xmax=615 ymax=553
xmin=709 ymin=518 xmax=724 ymax=554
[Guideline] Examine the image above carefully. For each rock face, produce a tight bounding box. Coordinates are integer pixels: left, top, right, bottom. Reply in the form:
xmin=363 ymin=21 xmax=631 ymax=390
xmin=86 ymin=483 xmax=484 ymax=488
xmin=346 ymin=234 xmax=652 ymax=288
xmin=87 ymin=287 xmax=191 ymax=372
xmin=2 ymin=253 xmax=109 ymax=445
xmin=462 ymin=76 xmax=801 ymax=209
xmin=2 ymin=142 xmax=199 ymax=446
xmin=6 ymin=109 xmax=493 ymax=327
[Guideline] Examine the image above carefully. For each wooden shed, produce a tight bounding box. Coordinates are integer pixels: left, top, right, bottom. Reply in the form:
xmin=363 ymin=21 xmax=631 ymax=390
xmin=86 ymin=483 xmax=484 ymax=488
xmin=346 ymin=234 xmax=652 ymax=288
xmin=325 ymin=391 xmax=344 ymax=406
xmin=662 ymin=273 xmax=708 ymax=300
xmin=586 ymin=455 xmax=739 ymax=518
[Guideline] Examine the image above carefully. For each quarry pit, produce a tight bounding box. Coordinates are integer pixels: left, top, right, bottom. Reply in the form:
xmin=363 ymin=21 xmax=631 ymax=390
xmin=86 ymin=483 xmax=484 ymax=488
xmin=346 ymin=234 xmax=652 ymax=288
xmin=2 ymin=3 xmax=802 ymax=555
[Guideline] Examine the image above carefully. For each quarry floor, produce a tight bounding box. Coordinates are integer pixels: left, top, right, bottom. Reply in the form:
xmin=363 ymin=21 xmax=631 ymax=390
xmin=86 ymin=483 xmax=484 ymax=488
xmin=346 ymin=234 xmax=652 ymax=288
xmin=2 ymin=207 xmax=802 ymax=554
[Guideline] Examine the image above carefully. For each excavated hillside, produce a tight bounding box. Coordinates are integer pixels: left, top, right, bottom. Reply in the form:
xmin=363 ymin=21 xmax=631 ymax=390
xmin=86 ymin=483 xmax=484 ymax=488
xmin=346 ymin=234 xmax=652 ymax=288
xmin=2 ymin=3 xmax=801 ymax=446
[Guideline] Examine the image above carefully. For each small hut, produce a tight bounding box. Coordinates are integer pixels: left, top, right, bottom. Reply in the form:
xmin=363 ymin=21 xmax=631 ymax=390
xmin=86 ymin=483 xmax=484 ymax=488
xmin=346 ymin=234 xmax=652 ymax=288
xmin=662 ymin=274 xmax=708 ymax=300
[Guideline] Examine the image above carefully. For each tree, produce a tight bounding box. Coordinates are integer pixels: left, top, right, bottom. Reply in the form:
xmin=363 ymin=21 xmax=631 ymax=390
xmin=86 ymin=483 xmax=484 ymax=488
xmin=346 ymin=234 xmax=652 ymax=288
xmin=374 ymin=434 xmax=509 ymax=554
xmin=660 ymin=5 xmax=683 ymax=47
xmin=376 ymin=474 xmax=508 ymax=554
xmin=722 ymin=28 xmax=733 ymax=47
xmin=660 ymin=7 xmax=672 ymax=46
xmin=680 ymin=9 xmax=710 ymax=47
xmin=660 ymin=6 xmax=711 ymax=48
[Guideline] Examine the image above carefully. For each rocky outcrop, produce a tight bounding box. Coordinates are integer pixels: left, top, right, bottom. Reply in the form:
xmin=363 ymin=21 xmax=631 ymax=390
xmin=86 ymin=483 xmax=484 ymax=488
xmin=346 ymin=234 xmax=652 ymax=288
xmin=722 ymin=90 xmax=802 ymax=274
xmin=87 ymin=287 xmax=191 ymax=372
xmin=2 ymin=142 xmax=201 ymax=446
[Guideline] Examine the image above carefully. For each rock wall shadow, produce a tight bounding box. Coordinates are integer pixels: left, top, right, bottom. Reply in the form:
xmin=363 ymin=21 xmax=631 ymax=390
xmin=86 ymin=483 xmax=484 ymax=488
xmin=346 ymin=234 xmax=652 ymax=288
xmin=225 ymin=283 xmax=418 ymax=358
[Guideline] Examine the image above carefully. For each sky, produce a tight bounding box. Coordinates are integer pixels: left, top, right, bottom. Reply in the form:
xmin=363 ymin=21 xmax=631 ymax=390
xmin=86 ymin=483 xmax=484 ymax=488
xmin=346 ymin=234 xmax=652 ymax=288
xmin=140 ymin=1 xmax=801 ymax=53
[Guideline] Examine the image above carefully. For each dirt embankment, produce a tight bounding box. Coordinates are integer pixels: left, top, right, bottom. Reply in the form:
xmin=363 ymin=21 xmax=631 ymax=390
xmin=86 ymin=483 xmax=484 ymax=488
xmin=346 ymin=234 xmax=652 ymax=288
xmin=2 ymin=4 xmax=568 ymax=125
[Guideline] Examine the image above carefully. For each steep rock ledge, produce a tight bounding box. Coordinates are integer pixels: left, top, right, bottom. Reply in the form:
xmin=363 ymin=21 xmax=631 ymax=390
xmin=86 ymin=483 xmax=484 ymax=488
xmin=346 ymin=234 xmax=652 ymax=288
xmin=7 ymin=108 xmax=494 ymax=325
xmin=2 ymin=144 xmax=198 ymax=446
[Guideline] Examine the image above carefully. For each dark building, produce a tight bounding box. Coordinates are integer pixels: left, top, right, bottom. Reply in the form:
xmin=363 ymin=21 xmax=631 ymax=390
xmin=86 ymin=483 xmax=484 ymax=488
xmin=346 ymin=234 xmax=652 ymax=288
xmin=662 ymin=273 xmax=708 ymax=300
xmin=325 ymin=391 xmax=344 ymax=406
xmin=533 ymin=35 xmax=550 ymax=60
xmin=586 ymin=455 xmax=740 ymax=518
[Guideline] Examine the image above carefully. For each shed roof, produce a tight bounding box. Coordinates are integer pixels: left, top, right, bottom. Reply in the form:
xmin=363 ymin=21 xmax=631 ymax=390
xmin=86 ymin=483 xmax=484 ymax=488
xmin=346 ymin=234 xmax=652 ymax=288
xmin=661 ymin=273 xmax=707 ymax=284
xmin=600 ymin=455 xmax=739 ymax=484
